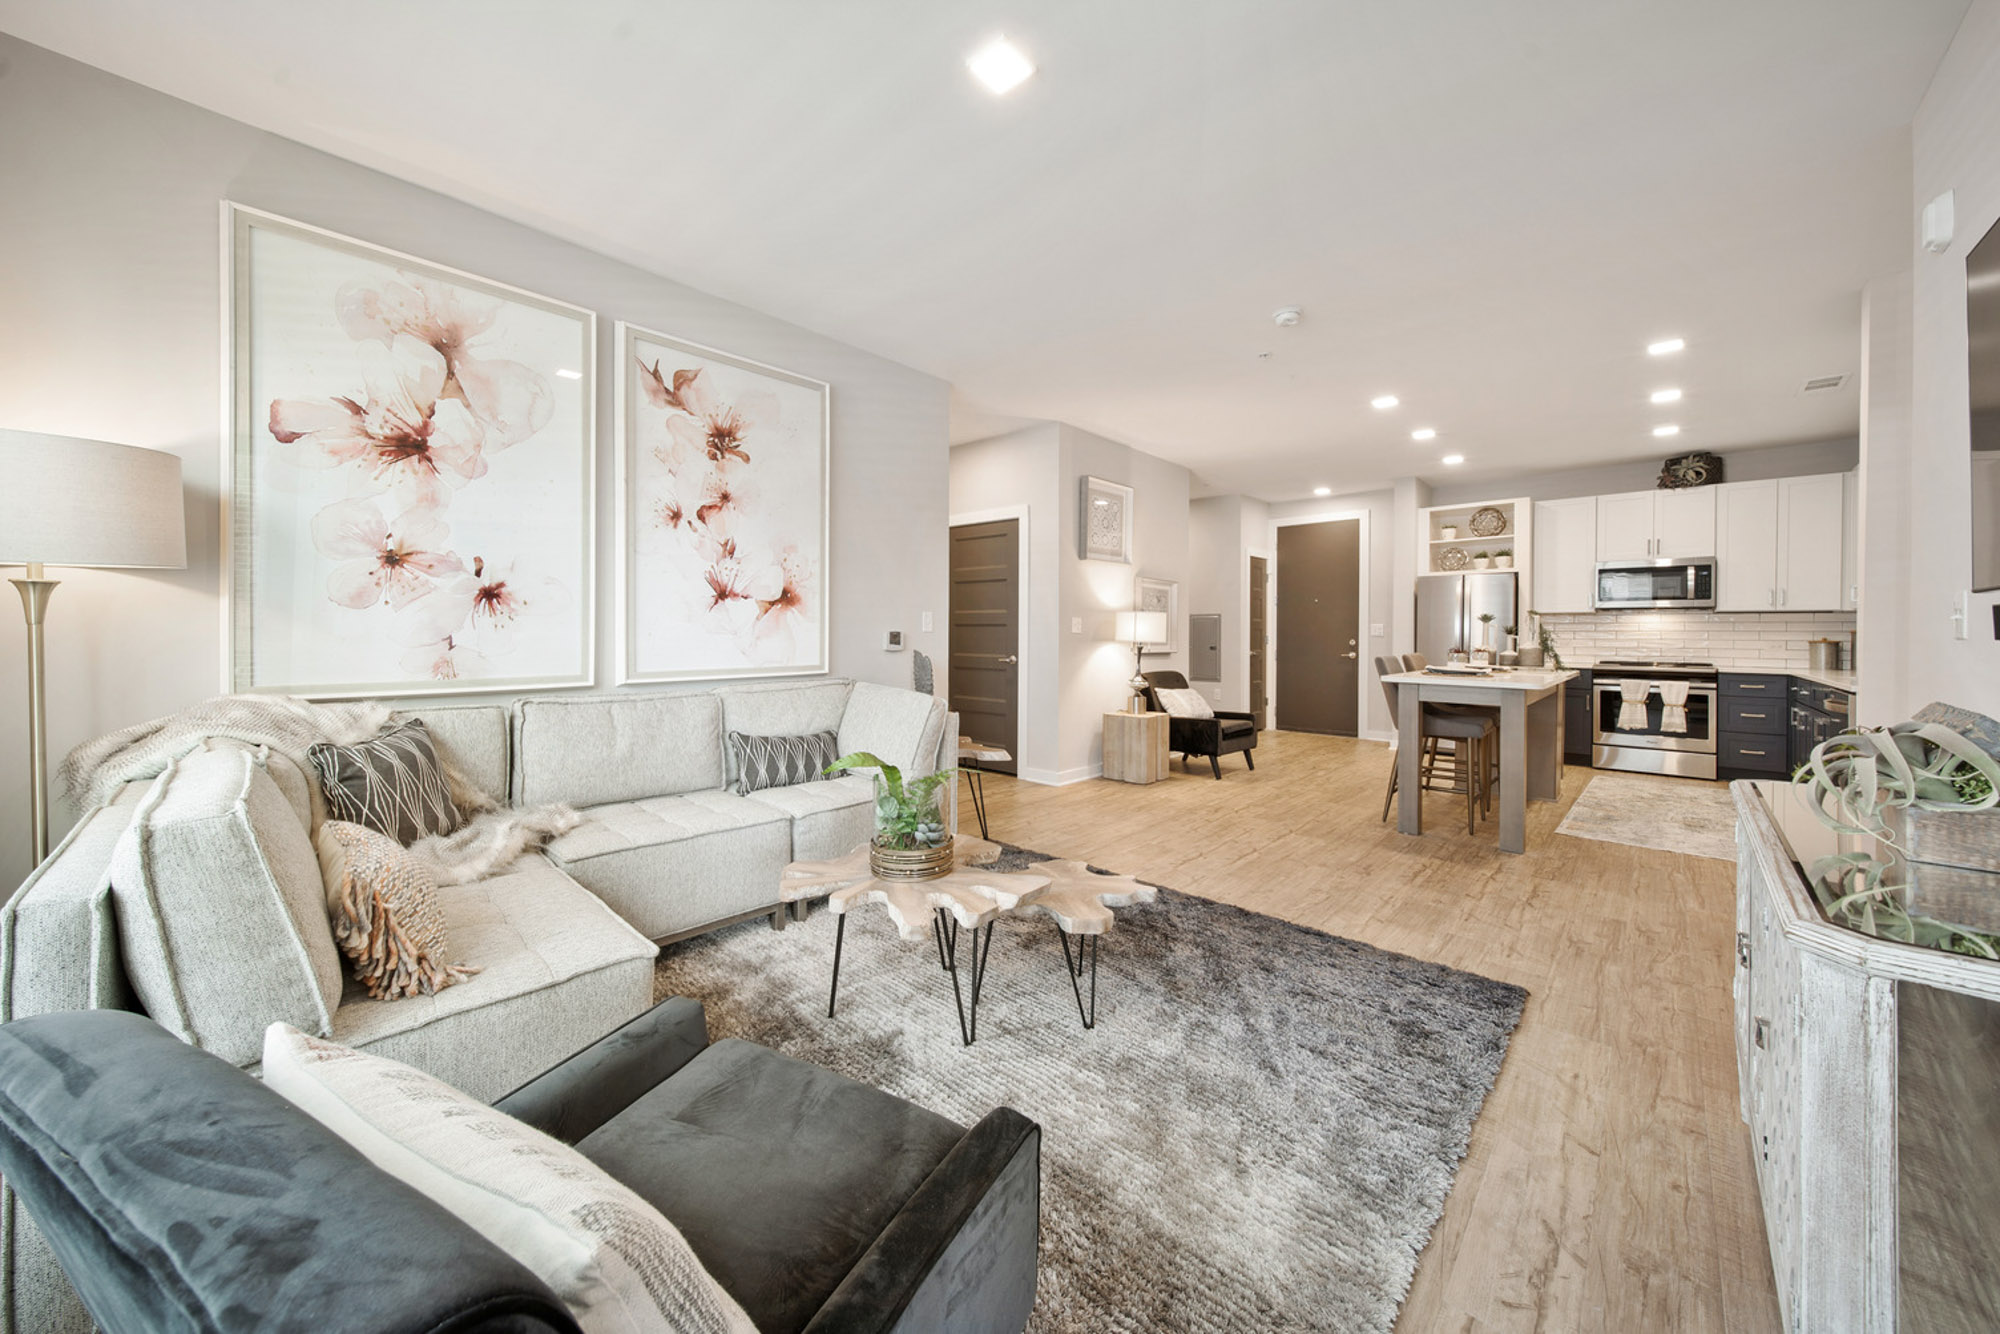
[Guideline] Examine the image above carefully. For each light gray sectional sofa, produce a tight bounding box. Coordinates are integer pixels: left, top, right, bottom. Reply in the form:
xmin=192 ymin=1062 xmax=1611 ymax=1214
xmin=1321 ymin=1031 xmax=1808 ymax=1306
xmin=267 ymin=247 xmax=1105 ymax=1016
xmin=0 ymin=675 xmax=950 ymax=1334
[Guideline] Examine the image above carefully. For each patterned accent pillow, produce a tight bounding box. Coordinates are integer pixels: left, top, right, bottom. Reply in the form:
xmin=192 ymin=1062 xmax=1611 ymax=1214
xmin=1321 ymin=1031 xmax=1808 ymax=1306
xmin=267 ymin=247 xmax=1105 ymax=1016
xmin=315 ymin=820 xmax=479 ymax=1001
xmin=726 ymin=730 xmax=839 ymax=795
xmin=1154 ymin=687 xmax=1216 ymax=719
xmin=309 ymin=719 xmax=461 ymax=845
xmin=262 ymin=1024 xmax=759 ymax=1334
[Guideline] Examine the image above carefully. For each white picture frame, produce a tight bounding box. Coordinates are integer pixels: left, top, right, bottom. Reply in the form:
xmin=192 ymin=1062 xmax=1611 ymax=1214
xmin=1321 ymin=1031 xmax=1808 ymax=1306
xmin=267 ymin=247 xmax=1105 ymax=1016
xmin=614 ymin=321 xmax=831 ymax=684
xmin=1080 ymin=475 xmax=1133 ymax=563
xmin=223 ymin=204 xmax=596 ymax=698
xmin=1135 ymin=575 xmax=1179 ymax=654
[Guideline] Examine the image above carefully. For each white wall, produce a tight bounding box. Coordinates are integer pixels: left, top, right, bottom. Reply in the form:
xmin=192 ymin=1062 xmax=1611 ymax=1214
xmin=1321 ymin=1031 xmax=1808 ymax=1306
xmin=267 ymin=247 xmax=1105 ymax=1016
xmin=947 ymin=425 xmax=1061 ymax=778
xmin=1425 ymin=437 xmax=1859 ymax=508
xmin=1904 ymin=0 xmax=2000 ymax=720
xmin=0 ymin=36 xmax=951 ymax=887
xmin=1266 ymin=488 xmax=1395 ymax=739
xmin=1858 ymin=272 xmax=1914 ymax=724
xmin=1186 ymin=494 xmax=1270 ymax=713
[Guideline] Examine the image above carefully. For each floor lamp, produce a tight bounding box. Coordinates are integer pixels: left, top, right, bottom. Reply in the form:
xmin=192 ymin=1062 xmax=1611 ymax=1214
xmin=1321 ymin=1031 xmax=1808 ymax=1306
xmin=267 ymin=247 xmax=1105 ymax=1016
xmin=0 ymin=431 xmax=186 ymax=865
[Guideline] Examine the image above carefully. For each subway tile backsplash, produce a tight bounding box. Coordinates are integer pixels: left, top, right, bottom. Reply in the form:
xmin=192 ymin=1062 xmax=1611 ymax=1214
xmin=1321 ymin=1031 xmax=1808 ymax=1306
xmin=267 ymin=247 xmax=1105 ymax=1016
xmin=1536 ymin=610 xmax=1856 ymax=669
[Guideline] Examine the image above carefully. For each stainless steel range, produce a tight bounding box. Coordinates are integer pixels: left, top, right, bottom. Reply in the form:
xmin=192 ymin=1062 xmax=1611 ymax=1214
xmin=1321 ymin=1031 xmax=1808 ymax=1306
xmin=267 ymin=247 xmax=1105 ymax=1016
xmin=1591 ymin=659 xmax=1719 ymax=780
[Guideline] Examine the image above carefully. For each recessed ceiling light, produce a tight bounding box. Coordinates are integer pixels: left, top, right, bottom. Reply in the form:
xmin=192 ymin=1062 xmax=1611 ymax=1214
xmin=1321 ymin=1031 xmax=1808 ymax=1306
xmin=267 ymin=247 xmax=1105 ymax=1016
xmin=555 ymin=368 xmax=582 ymax=380
xmin=1411 ymin=427 xmax=1437 ymax=441
xmin=967 ymin=37 xmax=1035 ymax=95
xmin=1650 ymin=387 xmax=1682 ymax=404
xmin=1312 ymin=486 xmax=1332 ymax=497
xmin=1441 ymin=454 xmax=1465 ymax=466
xmin=1273 ymin=306 xmax=1302 ymax=327
xmin=1647 ymin=337 xmax=1686 ymax=356
xmin=1653 ymin=424 xmax=1681 ymax=438
xmin=1371 ymin=394 xmax=1400 ymax=410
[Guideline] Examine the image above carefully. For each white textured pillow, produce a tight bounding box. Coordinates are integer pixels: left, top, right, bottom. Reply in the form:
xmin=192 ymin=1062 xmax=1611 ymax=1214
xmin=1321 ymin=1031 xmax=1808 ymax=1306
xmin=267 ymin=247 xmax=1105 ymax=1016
xmin=1154 ymin=687 xmax=1215 ymax=719
xmin=262 ymin=1025 xmax=756 ymax=1334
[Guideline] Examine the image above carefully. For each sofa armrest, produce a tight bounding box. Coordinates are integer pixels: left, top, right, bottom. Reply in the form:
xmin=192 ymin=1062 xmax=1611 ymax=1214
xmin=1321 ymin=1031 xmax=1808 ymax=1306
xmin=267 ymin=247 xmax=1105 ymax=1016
xmin=493 ymin=997 xmax=709 ymax=1144
xmin=803 ymin=1107 xmax=1040 ymax=1334
xmin=0 ymin=1010 xmax=579 ymax=1334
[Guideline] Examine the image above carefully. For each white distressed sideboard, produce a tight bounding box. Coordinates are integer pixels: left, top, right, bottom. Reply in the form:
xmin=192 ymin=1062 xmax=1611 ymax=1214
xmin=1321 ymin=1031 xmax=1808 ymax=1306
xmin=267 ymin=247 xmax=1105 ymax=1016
xmin=1732 ymin=781 xmax=2000 ymax=1333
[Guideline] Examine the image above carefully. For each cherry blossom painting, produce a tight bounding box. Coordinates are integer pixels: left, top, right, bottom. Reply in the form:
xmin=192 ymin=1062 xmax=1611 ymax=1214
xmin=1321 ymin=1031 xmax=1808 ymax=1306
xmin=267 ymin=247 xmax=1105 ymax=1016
xmin=616 ymin=322 xmax=828 ymax=682
xmin=227 ymin=206 xmax=594 ymax=696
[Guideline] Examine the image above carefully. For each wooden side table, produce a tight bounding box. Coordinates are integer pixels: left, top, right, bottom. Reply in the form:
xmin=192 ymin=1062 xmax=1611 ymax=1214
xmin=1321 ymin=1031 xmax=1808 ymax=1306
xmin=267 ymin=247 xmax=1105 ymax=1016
xmin=1101 ymin=710 xmax=1168 ymax=784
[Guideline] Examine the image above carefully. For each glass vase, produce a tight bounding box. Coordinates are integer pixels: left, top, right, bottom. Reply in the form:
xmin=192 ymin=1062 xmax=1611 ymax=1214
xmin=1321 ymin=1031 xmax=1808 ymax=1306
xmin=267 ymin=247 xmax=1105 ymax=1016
xmin=868 ymin=769 xmax=955 ymax=880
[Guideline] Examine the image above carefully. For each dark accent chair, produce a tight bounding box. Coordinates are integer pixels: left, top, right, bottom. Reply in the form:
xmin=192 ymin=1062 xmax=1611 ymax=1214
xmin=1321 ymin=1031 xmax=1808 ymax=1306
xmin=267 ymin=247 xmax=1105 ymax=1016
xmin=0 ymin=1004 xmax=1040 ymax=1334
xmin=1140 ymin=670 xmax=1257 ymax=779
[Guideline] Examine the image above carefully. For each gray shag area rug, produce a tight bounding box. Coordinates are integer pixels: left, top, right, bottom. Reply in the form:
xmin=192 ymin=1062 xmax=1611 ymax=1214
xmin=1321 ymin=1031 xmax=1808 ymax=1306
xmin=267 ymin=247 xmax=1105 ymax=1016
xmin=653 ymin=846 xmax=1527 ymax=1333
xmin=1556 ymin=771 xmax=1738 ymax=861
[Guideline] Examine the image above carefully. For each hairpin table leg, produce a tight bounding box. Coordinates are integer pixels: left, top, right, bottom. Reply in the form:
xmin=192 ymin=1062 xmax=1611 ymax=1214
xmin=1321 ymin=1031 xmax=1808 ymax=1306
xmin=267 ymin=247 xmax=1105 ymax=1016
xmin=827 ymin=913 xmax=846 ymax=1018
xmin=1056 ymin=926 xmax=1099 ymax=1030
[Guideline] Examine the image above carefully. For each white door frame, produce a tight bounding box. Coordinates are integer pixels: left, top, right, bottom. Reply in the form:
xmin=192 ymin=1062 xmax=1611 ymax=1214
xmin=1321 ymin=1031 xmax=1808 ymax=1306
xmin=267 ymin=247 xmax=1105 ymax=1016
xmin=1244 ymin=543 xmax=1273 ymax=720
xmin=1270 ymin=508 xmax=1373 ymax=739
xmin=947 ymin=505 xmax=1030 ymax=774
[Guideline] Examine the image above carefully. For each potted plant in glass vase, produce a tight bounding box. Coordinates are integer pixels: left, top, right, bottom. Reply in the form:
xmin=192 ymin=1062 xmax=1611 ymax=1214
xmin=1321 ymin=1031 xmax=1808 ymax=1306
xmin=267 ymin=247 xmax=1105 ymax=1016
xmin=825 ymin=752 xmax=957 ymax=880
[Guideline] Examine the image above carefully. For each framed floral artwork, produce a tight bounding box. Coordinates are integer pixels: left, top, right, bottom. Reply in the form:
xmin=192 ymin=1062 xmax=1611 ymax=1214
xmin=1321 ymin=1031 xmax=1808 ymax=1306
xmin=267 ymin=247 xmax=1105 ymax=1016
xmin=1134 ymin=575 xmax=1178 ymax=654
xmin=615 ymin=322 xmax=830 ymax=683
xmin=225 ymin=205 xmax=595 ymax=697
xmin=1080 ymin=476 xmax=1133 ymax=562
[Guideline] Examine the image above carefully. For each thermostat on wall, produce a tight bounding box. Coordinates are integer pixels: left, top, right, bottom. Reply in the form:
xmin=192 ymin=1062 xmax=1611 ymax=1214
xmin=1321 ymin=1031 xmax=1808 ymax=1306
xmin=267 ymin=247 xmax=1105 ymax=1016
xmin=884 ymin=629 xmax=905 ymax=651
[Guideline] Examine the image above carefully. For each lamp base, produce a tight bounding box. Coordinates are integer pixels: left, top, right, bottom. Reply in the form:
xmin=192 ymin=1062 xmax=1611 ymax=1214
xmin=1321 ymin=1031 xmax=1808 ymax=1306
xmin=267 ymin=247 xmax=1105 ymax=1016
xmin=12 ymin=573 xmax=56 ymax=866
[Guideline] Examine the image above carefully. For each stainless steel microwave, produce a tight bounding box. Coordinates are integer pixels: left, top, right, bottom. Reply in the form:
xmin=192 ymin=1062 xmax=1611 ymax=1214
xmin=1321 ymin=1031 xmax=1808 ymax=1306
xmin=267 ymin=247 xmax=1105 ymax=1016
xmin=1592 ymin=558 xmax=1716 ymax=610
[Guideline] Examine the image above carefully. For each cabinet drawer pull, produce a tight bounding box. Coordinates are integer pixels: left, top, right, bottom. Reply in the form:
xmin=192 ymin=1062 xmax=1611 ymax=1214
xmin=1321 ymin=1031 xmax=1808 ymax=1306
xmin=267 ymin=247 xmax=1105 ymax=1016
xmin=1736 ymin=932 xmax=1752 ymax=968
xmin=1740 ymin=749 xmax=1766 ymax=757
xmin=1739 ymin=682 xmax=1768 ymax=690
xmin=1740 ymin=712 xmax=1766 ymax=719
xmin=1754 ymin=1017 xmax=1770 ymax=1049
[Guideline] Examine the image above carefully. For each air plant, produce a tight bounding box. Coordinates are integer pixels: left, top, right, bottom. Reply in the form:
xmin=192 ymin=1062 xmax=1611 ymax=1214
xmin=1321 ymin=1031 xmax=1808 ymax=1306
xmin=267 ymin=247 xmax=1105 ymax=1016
xmin=824 ymin=752 xmax=955 ymax=849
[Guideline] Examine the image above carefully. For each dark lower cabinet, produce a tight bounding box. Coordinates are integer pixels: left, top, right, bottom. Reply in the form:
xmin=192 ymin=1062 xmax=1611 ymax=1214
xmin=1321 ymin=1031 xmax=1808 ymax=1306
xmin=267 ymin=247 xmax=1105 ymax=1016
xmin=1564 ymin=670 xmax=1593 ymax=764
xmin=1719 ymin=673 xmax=1790 ymax=780
xmin=1789 ymin=680 xmax=1853 ymax=772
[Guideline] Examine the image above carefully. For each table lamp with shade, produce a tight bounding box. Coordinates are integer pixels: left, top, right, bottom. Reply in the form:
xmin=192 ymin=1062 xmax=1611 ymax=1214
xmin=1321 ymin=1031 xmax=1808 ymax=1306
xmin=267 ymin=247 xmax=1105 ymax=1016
xmin=1113 ymin=609 xmax=1168 ymax=711
xmin=0 ymin=430 xmax=187 ymax=865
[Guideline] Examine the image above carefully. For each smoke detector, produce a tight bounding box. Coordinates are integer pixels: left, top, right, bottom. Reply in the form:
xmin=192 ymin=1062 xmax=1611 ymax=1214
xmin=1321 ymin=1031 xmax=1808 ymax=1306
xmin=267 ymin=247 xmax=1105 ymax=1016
xmin=1272 ymin=306 xmax=1302 ymax=327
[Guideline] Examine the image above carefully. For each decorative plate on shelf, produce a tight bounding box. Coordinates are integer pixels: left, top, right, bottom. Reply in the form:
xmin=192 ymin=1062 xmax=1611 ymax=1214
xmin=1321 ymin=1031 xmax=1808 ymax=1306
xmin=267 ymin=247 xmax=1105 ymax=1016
xmin=1437 ymin=546 xmax=1469 ymax=571
xmin=1468 ymin=506 xmax=1508 ymax=538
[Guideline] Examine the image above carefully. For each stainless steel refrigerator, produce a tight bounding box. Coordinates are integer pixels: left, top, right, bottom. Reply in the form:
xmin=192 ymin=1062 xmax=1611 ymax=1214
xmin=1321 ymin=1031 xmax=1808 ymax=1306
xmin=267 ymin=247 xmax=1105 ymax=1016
xmin=1415 ymin=571 xmax=1519 ymax=661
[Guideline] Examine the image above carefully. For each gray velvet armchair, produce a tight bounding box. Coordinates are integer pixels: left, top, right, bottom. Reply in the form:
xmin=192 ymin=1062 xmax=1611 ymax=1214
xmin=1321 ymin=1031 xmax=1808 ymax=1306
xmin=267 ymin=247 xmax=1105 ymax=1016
xmin=0 ymin=1003 xmax=1041 ymax=1334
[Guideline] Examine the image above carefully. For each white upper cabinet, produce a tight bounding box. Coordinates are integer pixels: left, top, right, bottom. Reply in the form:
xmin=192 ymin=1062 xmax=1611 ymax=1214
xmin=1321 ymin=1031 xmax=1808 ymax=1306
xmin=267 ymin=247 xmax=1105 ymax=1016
xmin=1716 ymin=480 xmax=1780 ymax=610
xmin=1655 ymin=488 xmax=1717 ymax=558
xmin=1595 ymin=488 xmax=1716 ymax=561
xmin=1596 ymin=491 xmax=1659 ymax=560
xmin=1780 ymin=473 xmax=1846 ymax=611
xmin=1714 ymin=474 xmax=1847 ymax=612
xmin=1532 ymin=497 xmax=1598 ymax=613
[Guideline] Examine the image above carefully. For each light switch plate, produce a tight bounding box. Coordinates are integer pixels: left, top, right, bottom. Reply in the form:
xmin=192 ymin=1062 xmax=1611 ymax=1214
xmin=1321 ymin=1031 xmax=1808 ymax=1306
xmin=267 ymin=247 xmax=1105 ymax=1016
xmin=921 ymin=611 xmax=933 ymax=632
xmin=1071 ymin=617 xmax=1083 ymax=634
xmin=1369 ymin=623 xmax=1385 ymax=637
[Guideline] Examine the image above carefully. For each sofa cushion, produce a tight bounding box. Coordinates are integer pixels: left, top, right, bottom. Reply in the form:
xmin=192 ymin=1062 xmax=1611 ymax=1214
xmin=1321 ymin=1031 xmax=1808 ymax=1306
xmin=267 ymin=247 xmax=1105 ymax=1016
xmin=739 ymin=774 xmax=874 ymax=861
xmin=263 ymin=1025 xmax=756 ymax=1334
xmin=397 ymin=703 xmax=512 ymax=806
xmin=107 ymin=744 xmax=345 ymax=1065
xmin=837 ymin=682 xmax=949 ymax=779
xmin=518 ymin=695 xmax=725 ymax=809
xmin=316 ymin=820 xmax=477 ymax=1001
xmin=576 ymin=1038 xmax=967 ymax=1334
xmin=309 ymin=719 xmax=463 ymax=845
xmin=545 ymin=794 xmax=793 ymax=941
xmin=326 ymin=854 xmax=656 ymax=1102
xmin=716 ymin=681 xmax=853 ymax=786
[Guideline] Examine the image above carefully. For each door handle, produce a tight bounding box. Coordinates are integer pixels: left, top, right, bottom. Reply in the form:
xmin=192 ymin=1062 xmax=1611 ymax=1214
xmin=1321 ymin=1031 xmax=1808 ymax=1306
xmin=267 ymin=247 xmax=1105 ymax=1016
xmin=1737 ymin=932 xmax=1752 ymax=968
xmin=998 ymin=655 xmax=1018 ymax=664
xmin=1341 ymin=651 xmax=1358 ymax=659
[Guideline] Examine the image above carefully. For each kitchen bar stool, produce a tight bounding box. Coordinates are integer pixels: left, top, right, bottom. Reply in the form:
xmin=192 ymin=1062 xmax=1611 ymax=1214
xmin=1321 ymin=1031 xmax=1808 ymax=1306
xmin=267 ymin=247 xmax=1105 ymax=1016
xmin=1376 ymin=656 xmax=1494 ymax=834
xmin=1401 ymin=652 xmax=1499 ymax=817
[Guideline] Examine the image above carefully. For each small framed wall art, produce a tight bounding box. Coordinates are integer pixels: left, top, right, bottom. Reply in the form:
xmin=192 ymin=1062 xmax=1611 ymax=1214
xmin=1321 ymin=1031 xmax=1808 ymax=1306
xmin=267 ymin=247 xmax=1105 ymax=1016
xmin=1080 ymin=475 xmax=1134 ymax=562
xmin=615 ymin=321 xmax=830 ymax=683
xmin=224 ymin=204 xmax=596 ymax=697
xmin=1134 ymin=575 xmax=1179 ymax=654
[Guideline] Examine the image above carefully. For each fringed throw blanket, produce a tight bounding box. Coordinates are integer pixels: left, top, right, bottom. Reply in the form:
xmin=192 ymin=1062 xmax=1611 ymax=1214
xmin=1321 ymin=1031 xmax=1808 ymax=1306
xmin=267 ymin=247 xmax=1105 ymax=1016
xmin=62 ymin=693 xmax=581 ymax=882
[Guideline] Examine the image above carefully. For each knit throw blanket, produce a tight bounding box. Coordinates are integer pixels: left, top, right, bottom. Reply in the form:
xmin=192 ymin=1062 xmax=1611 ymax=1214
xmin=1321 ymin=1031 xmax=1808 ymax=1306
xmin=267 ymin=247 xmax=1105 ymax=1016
xmin=61 ymin=694 xmax=581 ymax=884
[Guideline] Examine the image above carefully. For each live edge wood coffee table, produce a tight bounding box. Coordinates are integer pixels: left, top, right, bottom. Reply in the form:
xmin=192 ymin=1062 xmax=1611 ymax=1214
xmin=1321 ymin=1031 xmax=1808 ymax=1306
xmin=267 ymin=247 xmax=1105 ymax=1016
xmin=779 ymin=839 xmax=1157 ymax=1042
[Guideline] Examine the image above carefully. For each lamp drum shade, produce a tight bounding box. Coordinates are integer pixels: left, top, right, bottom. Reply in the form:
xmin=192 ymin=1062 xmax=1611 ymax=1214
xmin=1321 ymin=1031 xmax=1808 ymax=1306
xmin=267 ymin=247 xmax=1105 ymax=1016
xmin=1116 ymin=610 xmax=1168 ymax=644
xmin=0 ymin=430 xmax=187 ymax=569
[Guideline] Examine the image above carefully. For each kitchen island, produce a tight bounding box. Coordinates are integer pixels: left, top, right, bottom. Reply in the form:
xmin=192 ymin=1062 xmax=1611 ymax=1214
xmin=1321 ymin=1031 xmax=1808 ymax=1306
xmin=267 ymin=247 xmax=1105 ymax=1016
xmin=1382 ymin=666 xmax=1579 ymax=854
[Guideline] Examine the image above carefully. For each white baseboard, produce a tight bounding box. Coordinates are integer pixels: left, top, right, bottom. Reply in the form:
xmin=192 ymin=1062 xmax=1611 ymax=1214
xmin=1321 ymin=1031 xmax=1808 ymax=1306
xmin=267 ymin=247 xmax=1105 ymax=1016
xmin=1018 ymin=764 xmax=1103 ymax=786
xmin=1362 ymin=729 xmax=1397 ymax=746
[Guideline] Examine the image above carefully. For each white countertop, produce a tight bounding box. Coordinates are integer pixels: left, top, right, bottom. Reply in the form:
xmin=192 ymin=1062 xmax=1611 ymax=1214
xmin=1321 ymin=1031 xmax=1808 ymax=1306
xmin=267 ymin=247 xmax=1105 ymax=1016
xmin=1381 ymin=667 xmax=1579 ymax=691
xmin=1560 ymin=657 xmax=1856 ymax=695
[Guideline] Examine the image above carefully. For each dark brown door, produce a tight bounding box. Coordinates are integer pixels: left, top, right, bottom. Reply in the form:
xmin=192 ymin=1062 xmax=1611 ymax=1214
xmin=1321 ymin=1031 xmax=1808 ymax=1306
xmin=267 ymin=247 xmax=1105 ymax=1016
xmin=948 ymin=520 xmax=1019 ymax=775
xmin=1248 ymin=556 xmax=1268 ymax=729
xmin=1275 ymin=519 xmax=1360 ymax=736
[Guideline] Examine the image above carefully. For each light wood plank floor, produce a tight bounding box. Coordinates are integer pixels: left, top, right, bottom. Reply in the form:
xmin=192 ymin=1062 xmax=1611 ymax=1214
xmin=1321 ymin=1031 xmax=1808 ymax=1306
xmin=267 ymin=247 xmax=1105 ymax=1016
xmin=970 ymin=729 xmax=1781 ymax=1334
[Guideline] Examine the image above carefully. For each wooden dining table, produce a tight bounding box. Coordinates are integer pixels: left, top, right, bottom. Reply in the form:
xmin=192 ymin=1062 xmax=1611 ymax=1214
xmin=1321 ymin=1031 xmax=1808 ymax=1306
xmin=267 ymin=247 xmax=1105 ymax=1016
xmin=1381 ymin=666 xmax=1579 ymax=854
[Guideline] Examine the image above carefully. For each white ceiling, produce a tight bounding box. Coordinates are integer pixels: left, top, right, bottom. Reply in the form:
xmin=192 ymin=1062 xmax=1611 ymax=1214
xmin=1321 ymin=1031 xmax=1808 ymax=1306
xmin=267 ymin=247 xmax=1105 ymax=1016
xmin=0 ymin=1 xmax=1969 ymax=500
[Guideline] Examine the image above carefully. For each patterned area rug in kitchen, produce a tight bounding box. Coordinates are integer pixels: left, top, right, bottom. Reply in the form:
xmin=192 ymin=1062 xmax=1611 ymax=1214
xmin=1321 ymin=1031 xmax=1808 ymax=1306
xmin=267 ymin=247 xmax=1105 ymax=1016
xmin=1556 ymin=770 xmax=1739 ymax=860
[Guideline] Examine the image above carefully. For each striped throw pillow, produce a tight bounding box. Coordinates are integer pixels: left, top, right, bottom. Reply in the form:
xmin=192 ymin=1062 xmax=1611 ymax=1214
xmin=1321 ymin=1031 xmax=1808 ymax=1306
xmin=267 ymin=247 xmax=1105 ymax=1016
xmin=309 ymin=719 xmax=461 ymax=846
xmin=727 ymin=731 xmax=839 ymax=795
